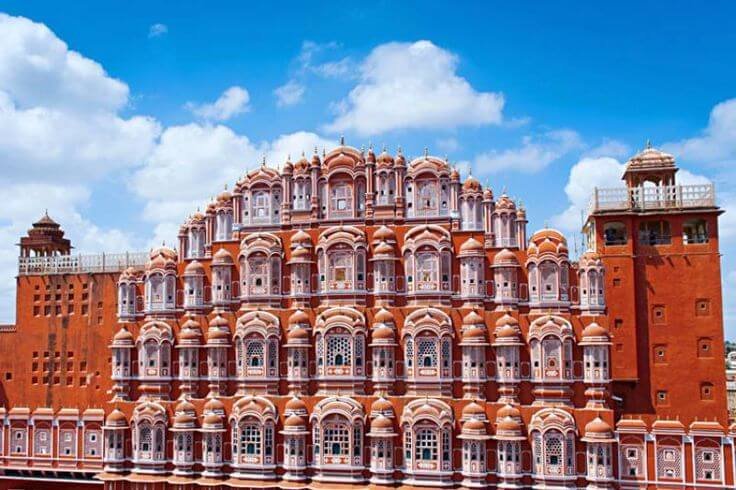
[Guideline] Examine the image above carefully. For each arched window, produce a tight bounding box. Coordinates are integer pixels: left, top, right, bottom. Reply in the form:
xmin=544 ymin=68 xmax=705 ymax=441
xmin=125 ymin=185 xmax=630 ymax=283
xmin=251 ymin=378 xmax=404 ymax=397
xmin=317 ymin=226 xmax=367 ymax=295
xmin=136 ymin=322 xmax=173 ymax=379
xmin=401 ymin=399 xmax=454 ymax=482
xmin=377 ymin=172 xmax=395 ymax=205
xmin=402 ymin=308 xmax=454 ymax=396
xmin=330 ymin=181 xmax=353 ymax=218
xmin=239 ymin=233 xmax=283 ymax=303
xmin=131 ymin=401 xmax=167 ymax=468
xmin=230 ymin=396 xmax=277 ymax=470
xmin=639 ymin=220 xmax=671 ymax=245
xmin=311 ymin=397 xmax=365 ymax=473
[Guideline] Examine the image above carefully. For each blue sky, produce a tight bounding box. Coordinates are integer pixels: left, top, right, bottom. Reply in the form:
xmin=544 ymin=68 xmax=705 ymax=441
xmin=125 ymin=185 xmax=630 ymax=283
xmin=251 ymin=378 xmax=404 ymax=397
xmin=1 ymin=2 xmax=735 ymax=337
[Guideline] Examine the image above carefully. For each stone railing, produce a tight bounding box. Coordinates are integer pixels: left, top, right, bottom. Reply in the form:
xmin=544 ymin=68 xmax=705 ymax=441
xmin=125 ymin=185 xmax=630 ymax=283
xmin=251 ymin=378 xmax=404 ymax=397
xmin=18 ymin=252 xmax=148 ymax=276
xmin=588 ymin=184 xmax=716 ymax=215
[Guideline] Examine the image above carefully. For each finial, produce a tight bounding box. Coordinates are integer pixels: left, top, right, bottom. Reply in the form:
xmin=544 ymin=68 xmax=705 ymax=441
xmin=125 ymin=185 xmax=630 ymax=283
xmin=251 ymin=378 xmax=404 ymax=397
xmin=502 ymin=185 xmax=507 ymax=195
xmin=544 ymin=220 xmax=549 ymax=228
xmin=368 ymin=141 xmax=373 ymax=151
xmin=301 ymin=150 xmax=305 ymax=158
xmin=424 ymin=147 xmax=429 ymax=158
xmin=261 ymin=154 xmax=266 ymax=166
xmin=340 ymin=134 xmax=345 ymax=145
xmin=313 ymin=145 xmax=318 ymax=155
xmin=397 ymin=145 xmax=403 ymax=154
xmin=645 ymin=139 xmax=652 ymax=150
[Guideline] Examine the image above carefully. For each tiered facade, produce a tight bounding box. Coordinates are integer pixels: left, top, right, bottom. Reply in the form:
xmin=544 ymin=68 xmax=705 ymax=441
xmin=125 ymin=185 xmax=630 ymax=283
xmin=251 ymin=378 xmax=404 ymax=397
xmin=0 ymin=142 xmax=730 ymax=489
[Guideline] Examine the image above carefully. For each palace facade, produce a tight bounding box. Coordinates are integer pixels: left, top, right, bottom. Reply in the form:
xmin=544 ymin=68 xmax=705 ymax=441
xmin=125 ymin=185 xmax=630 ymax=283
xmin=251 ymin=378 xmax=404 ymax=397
xmin=0 ymin=142 xmax=729 ymax=489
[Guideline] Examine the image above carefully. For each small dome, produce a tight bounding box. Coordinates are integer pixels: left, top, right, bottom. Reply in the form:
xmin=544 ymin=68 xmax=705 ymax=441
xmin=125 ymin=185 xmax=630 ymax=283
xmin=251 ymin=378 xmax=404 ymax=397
xmin=291 ymin=229 xmax=311 ymax=245
xmin=289 ymin=309 xmax=310 ymax=325
xmin=371 ymin=415 xmax=394 ymax=430
xmin=179 ymin=327 xmax=202 ymax=342
xmin=495 ymin=193 xmax=516 ymax=210
xmin=204 ymin=397 xmax=224 ymax=413
xmin=462 ymin=418 xmax=486 ymax=432
xmin=496 ymin=324 xmax=520 ymax=339
xmin=184 ymin=260 xmax=205 ymax=275
xmin=208 ymin=314 xmax=229 ymax=329
xmin=212 ymin=248 xmax=234 ymax=266
xmin=460 ymin=237 xmax=483 ymax=253
xmin=374 ymin=241 xmax=394 ymax=255
xmin=582 ymin=322 xmax=609 ymax=339
xmin=463 ymin=310 xmax=484 ymax=326
xmin=497 ymin=416 xmax=521 ymax=432
xmin=105 ymin=409 xmax=127 ymax=426
xmin=373 ymin=308 xmax=394 ymax=324
xmin=294 ymin=154 xmax=309 ymax=172
xmin=462 ymin=175 xmax=481 ymax=192
xmin=497 ymin=404 xmax=521 ymax=419
xmin=462 ymin=326 xmax=486 ymax=341
xmin=483 ymin=188 xmax=493 ymax=200
xmin=285 ymin=396 xmax=307 ymax=414
xmin=377 ymin=150 xmax=394 ymax=168
xmin=216 ymin=188 xmax=232 ymax=203
xmin=538 ymin=238 xmax=558 ymax=255
xmin=113 ymin=327 xmax=134 ymax=343
xmin=450 ymin=167 xmax=460 ymax=180
xmin=203 ymin=413 xmax=223 ymax=428
xmin=175 ymin=399 xmax=195 ymax=414
xmin=493 ymin=248 xmax=519 ymax=266
xmin=287 ymin=327 xmax=309 ymax=341
xmin=495 ymin=313 xmax=519 ymax=328
xmin=372 ymin=325 xmax=395 ymax=341
xmin=291 ymin=246 xmax=311 ymax=259
xmin=174 ymin=413 xmax=196 ymax=426
xmin=585 ymin=417 xmax=613 ymax=435
xmin=462 ymin=401 xmax=486 ymax=419
xmin=373 ymin=225 xmax=396 ymax=242
xmin=284 ymin=414 xmax=305 ymax=428
xmin=371 ymin=397 xmax=394 ymax=414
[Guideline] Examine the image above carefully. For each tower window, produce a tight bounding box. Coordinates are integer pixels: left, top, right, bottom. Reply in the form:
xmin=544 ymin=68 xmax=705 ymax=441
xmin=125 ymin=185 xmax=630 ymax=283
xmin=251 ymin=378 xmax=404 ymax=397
xmin=639 ymin=220 xmax=671 ymax=245
xmin=603 ymin=222 xmax=627 ymax=245
xmin=683 ymin=219 xmax=708 ymax=244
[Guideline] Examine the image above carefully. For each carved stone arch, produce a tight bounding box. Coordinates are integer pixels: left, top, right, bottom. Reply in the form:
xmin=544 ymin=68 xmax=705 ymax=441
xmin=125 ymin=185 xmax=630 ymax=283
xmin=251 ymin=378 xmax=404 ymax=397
xmin=234 ymin=310 xmax=281 ymax=340
xmin=239 ymin=232 xmax=283 ymax=259
xmin=229 ymin=395 xmax=277 ymax=424
xmin=403 ymin=225 xmax=452 ymax=253
xmin=528 ymin=408 xmax=576 ymax=435
xmin=403 ymin=308 xmax=454 ymax=338
xmin=316 ymin=226 xmax=367 ymax=252
xmin=528 ymin=315 xmax=574 ymax=342
xmin=401 ymin=398 xmax=454 ymax=428
xmin=132 ymin=400 xmax=168 ymax=425
xmin=310 ymin=396 xmax=365 ymax=424
xmin=315 ymin=306 xmax=366 ymax=335
xmin=241 ymin=166 xmax=281 ymax=188
xmin=407 ymin=155 xmax=452 ymax=178
xmin=137 ymin=321 xmax=174 ymax=345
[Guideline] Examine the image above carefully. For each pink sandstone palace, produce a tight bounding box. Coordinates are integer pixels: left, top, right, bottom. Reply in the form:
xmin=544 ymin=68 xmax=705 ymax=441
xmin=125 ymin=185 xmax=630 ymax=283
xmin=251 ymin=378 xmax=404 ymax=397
xmin=0 ymin=141 xmax=729 ymax=489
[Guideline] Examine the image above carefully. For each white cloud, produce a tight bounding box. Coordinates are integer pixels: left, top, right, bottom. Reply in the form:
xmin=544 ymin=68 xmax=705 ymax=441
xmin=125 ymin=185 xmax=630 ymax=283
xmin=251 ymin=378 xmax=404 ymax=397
xmin=584 ymin=139 xmax=631 ymax=159
xmin=187 ymin=86 xmax=250 ymax=121
xmin=274 ymin=80 xmax=305 ymax=107
xmin=472 ymin=129 xmax=583 ymax=176
xmin=664 ymin=98 xmax=736 ymax=167
xmin=551 ymin=156 xmax=625 ymax=232
xmin=130 ymin=125 xmax=334 ymax=245
xmin=0 ymin=14 xmax=161 ymax=183
xmin=436 ymin=137 xmax=459 ymax=152
xmin=324 ymin=40 xmax=504 ymax=136
xmin=297 ymin=41 xmax=355 ymax=79
xmin=148 ymin=23 xmax=168 ymax=38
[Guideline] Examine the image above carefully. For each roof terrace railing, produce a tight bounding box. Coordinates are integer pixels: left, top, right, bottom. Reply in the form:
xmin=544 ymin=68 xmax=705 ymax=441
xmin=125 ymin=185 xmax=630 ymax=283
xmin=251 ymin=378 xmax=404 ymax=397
xmin=588 ymin=184 xmax=716 ymax=215
xmin=18 ymin=251 xmax=149 ymax=276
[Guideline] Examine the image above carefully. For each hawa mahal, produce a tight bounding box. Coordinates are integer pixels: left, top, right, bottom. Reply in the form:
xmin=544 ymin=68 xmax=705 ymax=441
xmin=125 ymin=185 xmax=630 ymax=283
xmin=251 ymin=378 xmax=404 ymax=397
xmin=0 ymin=141 xmax=729 ymax=489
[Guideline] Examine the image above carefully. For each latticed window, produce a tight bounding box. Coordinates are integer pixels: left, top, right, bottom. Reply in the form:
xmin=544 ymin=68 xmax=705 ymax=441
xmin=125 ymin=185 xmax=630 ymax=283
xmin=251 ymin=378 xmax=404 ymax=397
xmin=545 ymin=434 xmax=563 ymax=474
xmin=354 ymin=336 xmax=364 ymax=368
xmin=695 ymin=446 xmax=721 ymax=481
xmin=416 ymin=180 xmax=439 ymax=215
xmin=406 ymin=338 xmax=414 ymax=367
xmin=241 ymin=424 xmax=261 ymax=455
xmin=324 ymin=424 xmax=350 ymax=456
xmin=34 ymin=428 xmax=50 ymax=455
xmin=327 ymin=335 xmax=352 ymax=367
xmin=417 ymin=338 xmax=438 ymax=368
xmin=247 ymin=256 xmax=269 ymax=295
xmin=621 ymin=444 xmax=643 ymax=477
xmin=252 ymin=191 xmax=271 ymax=221
xmin=441 ymin=338 xmax=451 ymax=369
xmin=415 ymin=428 xmax=438 ymax=462
xmin=330 ymin=183 xmax=352 ymax=215
xmin=416 ymin=252 xmax=438 ymax=289
xmin=246 ymin=340 xmax=264 ymax=367
xmin=657 ymin=446 xmax=682 ymax=479
xmin=268 ymin=339 xmax=278 ymax=370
